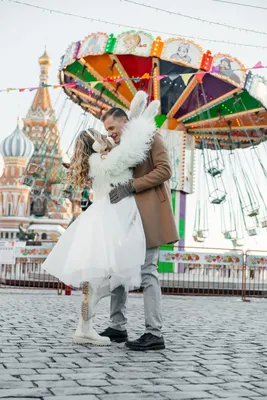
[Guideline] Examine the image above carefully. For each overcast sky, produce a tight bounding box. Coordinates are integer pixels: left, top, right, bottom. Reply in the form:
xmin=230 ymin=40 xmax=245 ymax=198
xmin=1 ymin=0 xmax=267 ymax=251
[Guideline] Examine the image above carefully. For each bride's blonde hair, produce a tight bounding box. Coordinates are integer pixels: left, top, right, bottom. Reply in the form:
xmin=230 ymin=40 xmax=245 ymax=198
xmin=67 ymin=130 xmax=112 ymax=189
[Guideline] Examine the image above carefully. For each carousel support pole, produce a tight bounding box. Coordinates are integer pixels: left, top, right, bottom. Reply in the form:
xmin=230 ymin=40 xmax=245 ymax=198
xmin=178 ymin=191 xmax=186 ymax=273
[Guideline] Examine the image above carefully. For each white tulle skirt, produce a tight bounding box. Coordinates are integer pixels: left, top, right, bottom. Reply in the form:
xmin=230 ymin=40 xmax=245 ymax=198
xmin=42 ymin=196 xmax=146 ymax=291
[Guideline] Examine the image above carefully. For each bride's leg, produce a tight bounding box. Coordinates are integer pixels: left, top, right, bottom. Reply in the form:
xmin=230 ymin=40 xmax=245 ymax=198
xmin=72 ymin=281 xmax=111 ymax=346
xmin=91 ymin=276 xmax=111 ymax=310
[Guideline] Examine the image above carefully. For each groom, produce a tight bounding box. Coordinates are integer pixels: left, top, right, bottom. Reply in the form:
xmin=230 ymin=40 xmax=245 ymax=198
xmin=100 ymin=107 xmax=178 ymax=351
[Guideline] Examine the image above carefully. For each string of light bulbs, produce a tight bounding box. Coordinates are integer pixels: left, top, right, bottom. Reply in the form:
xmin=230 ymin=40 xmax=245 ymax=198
xmin=213 ymin=0 xmax=267 ymax=11
xmin=122 ymin=0 xmax=267 ymax=36
xmin=3 ymin=0 xmax=267 ymax=49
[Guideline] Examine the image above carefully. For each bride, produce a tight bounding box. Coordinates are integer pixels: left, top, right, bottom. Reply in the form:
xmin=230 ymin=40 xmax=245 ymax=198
xmin=42 ymin=91 xmax=160 ymax=345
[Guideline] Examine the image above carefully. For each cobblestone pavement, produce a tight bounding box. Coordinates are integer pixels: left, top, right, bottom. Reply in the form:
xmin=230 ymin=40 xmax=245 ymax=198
xmin=0 ymin=290 xmax=267 ymax=400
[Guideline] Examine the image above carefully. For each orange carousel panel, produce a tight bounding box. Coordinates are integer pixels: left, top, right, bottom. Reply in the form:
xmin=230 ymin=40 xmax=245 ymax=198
xmin=187 ymin=110 xmax=267 ymax=130
xmin=83 ymin=54 xmax=135 ymax=104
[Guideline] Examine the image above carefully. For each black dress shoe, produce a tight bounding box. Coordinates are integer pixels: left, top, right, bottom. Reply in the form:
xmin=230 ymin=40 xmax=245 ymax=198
xmin=125 ymin=333 xmax=165 ymax=351
xmin=99 ymin=327 xmax=128 ymax=343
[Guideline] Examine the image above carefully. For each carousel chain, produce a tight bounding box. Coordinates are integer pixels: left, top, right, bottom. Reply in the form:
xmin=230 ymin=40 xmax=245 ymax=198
xmin=4 ymin=0 xmax=267 ymax=49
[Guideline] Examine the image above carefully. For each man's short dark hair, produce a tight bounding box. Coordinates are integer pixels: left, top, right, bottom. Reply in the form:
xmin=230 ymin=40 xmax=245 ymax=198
xmin=101 ymin=107 xmax=129 ymax=122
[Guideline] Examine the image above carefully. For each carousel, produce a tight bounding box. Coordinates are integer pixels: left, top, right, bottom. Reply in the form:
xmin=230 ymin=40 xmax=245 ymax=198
xmin=24 ymin=30 xmax=267 ymax=249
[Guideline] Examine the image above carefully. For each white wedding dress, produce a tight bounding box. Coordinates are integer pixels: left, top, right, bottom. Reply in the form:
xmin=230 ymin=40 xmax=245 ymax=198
xmin=42 ymin=115 xmax=156 ymax=291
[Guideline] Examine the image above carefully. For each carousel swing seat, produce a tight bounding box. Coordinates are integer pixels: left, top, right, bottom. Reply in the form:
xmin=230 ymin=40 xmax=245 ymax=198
xmin=80 ymin=198 xmax=89 ymax=208
xmin=21 ymin=175 xmax=35 ymax=187
xmin=193 ymin=234 xmax=205 ymax=243
xmin=205 ymin=159 xmax=224 ymax=178
xmin=223 ymin=230 xmax=238 ymax=240
xmin=243 ymin=205 xmax=260 ymax=217
xmin=32 ymin=186 xmax=43 ymax=197
xmin=62 ymin=186 xmax=76 ymax=200
xmin=209 ymin=189 xmax=227 ymax=205
xmin=232 ymin=238 xmax=245 ymax=247
xmin=28 ymin=163 xmax=46 ymax=177
xmin=193 ymin=230 xmax=208 ymax=242
xmin=247 ymin=228 xmax=258 ymax=236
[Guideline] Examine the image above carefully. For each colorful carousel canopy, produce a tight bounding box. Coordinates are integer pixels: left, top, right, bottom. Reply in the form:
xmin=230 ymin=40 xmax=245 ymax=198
xmin=59 ymin=31 xmax=267 ymax=149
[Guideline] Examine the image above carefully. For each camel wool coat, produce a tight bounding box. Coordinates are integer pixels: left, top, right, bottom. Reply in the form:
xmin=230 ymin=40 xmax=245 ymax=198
xmin=133 ymin=132 xmax=179 ymax=249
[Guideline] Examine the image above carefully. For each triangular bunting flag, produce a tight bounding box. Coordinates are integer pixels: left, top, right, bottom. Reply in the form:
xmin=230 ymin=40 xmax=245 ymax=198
xmin=65 ymin=83 xmax=77 ymax=88
xmin=252 ymin=61 xmax=264 ymax=69
xmin=195 ymin=73 xmax=206 ymax=84
xmin=89 ymin=81 xmax=99 ymax=88
xmin=53 ymin=85 xmax=61 ymax=89
xmin=156 ymin=75 xmax=167 ymax=80
xmin=211 ymin=66 xmax=219 ymax=73
xmin=19 ymin=88 xmax=26 ymax=92
xmin=141 ymin=73 xmax=150 ymax=80
xmin=181 ymin=73 xmax=194 ymax=86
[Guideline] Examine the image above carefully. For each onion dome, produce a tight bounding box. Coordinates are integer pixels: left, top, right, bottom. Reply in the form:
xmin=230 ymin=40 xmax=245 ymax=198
xmin=39 ymin=49 xmax=52 ymax=66
xmin=0 ymin=122 xmax=34 ymax=158
xmin=0 ymin=153 xmax=4 ymax=177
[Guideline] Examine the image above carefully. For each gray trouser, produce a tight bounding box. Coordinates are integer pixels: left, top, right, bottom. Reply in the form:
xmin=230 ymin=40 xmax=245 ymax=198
xmin=109 ymin=247 xmax=163 ymax=337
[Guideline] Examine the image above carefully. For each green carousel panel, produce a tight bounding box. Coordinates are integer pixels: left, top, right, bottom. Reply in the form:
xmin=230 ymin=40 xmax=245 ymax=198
xmin=184 ymin=90 xmax=263 ymax=125
xmin=158 ymin=190 xmax=176 ymax=273
xmin=66 ymin=61 xmax=127 ymax=108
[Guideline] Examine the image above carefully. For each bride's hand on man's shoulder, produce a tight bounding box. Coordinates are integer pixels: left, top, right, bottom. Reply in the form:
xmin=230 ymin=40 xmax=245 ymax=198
xmin=100 ymin=147 xmax=110 ymax=158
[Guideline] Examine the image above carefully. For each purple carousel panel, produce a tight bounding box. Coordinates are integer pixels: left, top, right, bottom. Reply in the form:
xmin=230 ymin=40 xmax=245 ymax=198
xmin=174 ymin=74 xmax=236 ymax=120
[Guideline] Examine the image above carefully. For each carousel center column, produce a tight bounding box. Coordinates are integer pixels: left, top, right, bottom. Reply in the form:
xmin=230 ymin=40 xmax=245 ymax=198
xmin=158 ymin=119 xmax=195 ymax=274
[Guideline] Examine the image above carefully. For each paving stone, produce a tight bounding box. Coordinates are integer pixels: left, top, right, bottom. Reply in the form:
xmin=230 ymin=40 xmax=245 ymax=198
xmin=0 ymin=382 xmax=35 ymax=390
xmin=103 ymin=385 xmax=140 ymax=394
xmin=35 ymin=380 xmax=79 ymax=388
xmin=49 ymin=386 xmax=104 ymax=396
xmin=163 ymin=392 xmax=212 ymax=399
xmin=98 ymin=395 xmax=165 ymax=400
xmin=0 ymin=375 xmax=20 ymax=382
xmin=107 ymin=371 xmax=157 ymax=379
xmin=186 ymin=377 xmax=226 ymax=384
xmin=77 ymin=380 xmax=111 ymax=386
xmin=2 ymin=291 xmax=267 ymax=399
xmin=105 ymin=379 xmax=149 ymax=386
xmin=0 ymin=388 xmax=50 ymax=398
xmin=43 ymin=397 xmax=99 ymax=400
xmin=62 ymin=372 xmax=108 ymax=380
xmin=21 ymin=374 xmax=63 ymax=381
xmin=4 ymin=362 xmax=47 ymax=369
xmin=175 ymin=384 xmax=221 ymax=392
xmin=139 ymin=385 xmax=177 ymax=393
xmin=35 ymin=368 xmax=77 ymax=375
xmin=208 ymin=389 xmax=262 ymax=398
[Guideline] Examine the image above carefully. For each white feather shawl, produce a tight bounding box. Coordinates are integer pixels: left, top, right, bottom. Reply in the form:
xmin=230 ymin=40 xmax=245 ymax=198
xmin=89 ymin=116 xmax=156 ymax=200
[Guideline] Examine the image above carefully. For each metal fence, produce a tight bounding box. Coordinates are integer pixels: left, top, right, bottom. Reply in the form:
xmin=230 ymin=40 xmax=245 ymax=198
xmin=242 ymin=250 xmax=267 ymax=301
xmin=1 ymin=243 xmax=267 ymax=300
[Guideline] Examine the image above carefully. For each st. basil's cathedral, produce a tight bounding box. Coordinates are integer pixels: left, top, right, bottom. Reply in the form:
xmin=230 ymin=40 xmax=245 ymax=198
xmin=0 ymin=51 xmax=80 ymax=241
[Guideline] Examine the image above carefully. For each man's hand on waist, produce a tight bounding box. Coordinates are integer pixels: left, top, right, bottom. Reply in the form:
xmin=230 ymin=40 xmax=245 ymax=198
xmin=109 ymin=180 xmax=136 ymax=204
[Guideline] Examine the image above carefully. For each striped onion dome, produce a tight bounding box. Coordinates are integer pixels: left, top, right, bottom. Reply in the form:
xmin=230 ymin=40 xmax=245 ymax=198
xmin=0 ymin=153 xmax=4 ymax=177
xmin=0 ymin=123 xmax=34 ymax=158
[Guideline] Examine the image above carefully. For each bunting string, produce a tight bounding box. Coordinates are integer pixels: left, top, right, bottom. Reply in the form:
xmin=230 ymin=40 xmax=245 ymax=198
xmin=213 ymin=0 xmax=267 ymax=11
xmin=0 ymin=62 xmax=265 ymax=94
xmin=122 ymin=0 xmax=267 ymax=37
xmin=3 ymin=0 xmax=267 ymax=49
